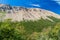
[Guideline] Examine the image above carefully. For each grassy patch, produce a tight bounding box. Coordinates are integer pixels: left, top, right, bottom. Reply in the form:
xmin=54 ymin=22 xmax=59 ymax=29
xmin=0 ymin=17 xmax=60 ymax=40
xmin=0 ymin=11 xmax=6 ymax=14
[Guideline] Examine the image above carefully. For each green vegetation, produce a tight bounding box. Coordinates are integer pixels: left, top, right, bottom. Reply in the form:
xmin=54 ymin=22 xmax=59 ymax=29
xmin=0 ymin=11 xmax=6 ymax=22
xmin=0 ymin=17 xmax=60 ymax=40
xmin=0 ymin=11 xmax=6 ymax=14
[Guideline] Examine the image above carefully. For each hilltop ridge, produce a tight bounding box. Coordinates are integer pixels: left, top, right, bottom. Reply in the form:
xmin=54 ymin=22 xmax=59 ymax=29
xmin=0 ymin=4 xmax=60 ymax=21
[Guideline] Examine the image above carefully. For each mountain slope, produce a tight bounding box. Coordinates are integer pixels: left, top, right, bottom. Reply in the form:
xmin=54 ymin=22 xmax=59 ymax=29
xmin=0 ymin=4 xmax=60 ymax=22
xmin=0 ymin=4 xmax=60 ymax=40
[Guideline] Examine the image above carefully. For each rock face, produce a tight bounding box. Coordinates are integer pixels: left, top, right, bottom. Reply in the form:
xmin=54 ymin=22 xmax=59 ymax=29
xmin=0 ymin=4 xmax=60 ymax=21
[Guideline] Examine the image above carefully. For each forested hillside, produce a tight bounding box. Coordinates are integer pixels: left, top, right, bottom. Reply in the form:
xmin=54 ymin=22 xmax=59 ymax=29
xmin=0 ymin=4 xmax=60 ymax=40
xmin=0 ymin=18 xmax=60 ymax=40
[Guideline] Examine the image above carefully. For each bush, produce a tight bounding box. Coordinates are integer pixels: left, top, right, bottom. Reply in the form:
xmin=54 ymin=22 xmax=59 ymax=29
xmin=0 ymin=20 xmax=25 ymax=40
xmin=0 ymin=18 xmax=60 ymax=40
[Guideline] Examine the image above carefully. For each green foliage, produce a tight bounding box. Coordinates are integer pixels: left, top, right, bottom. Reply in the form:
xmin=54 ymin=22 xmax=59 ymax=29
xmin=0 ymin=17 xmax=60 ymax=40
xmin=0 ymin=20 xmax=26 ymax=40
xmin=27 ymin=22 xmax=60 ymax=40
xmin=0 ymin=11 xmax=6 ymax=14
xmin=21 ymin=19 xmax=55 ymax=34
